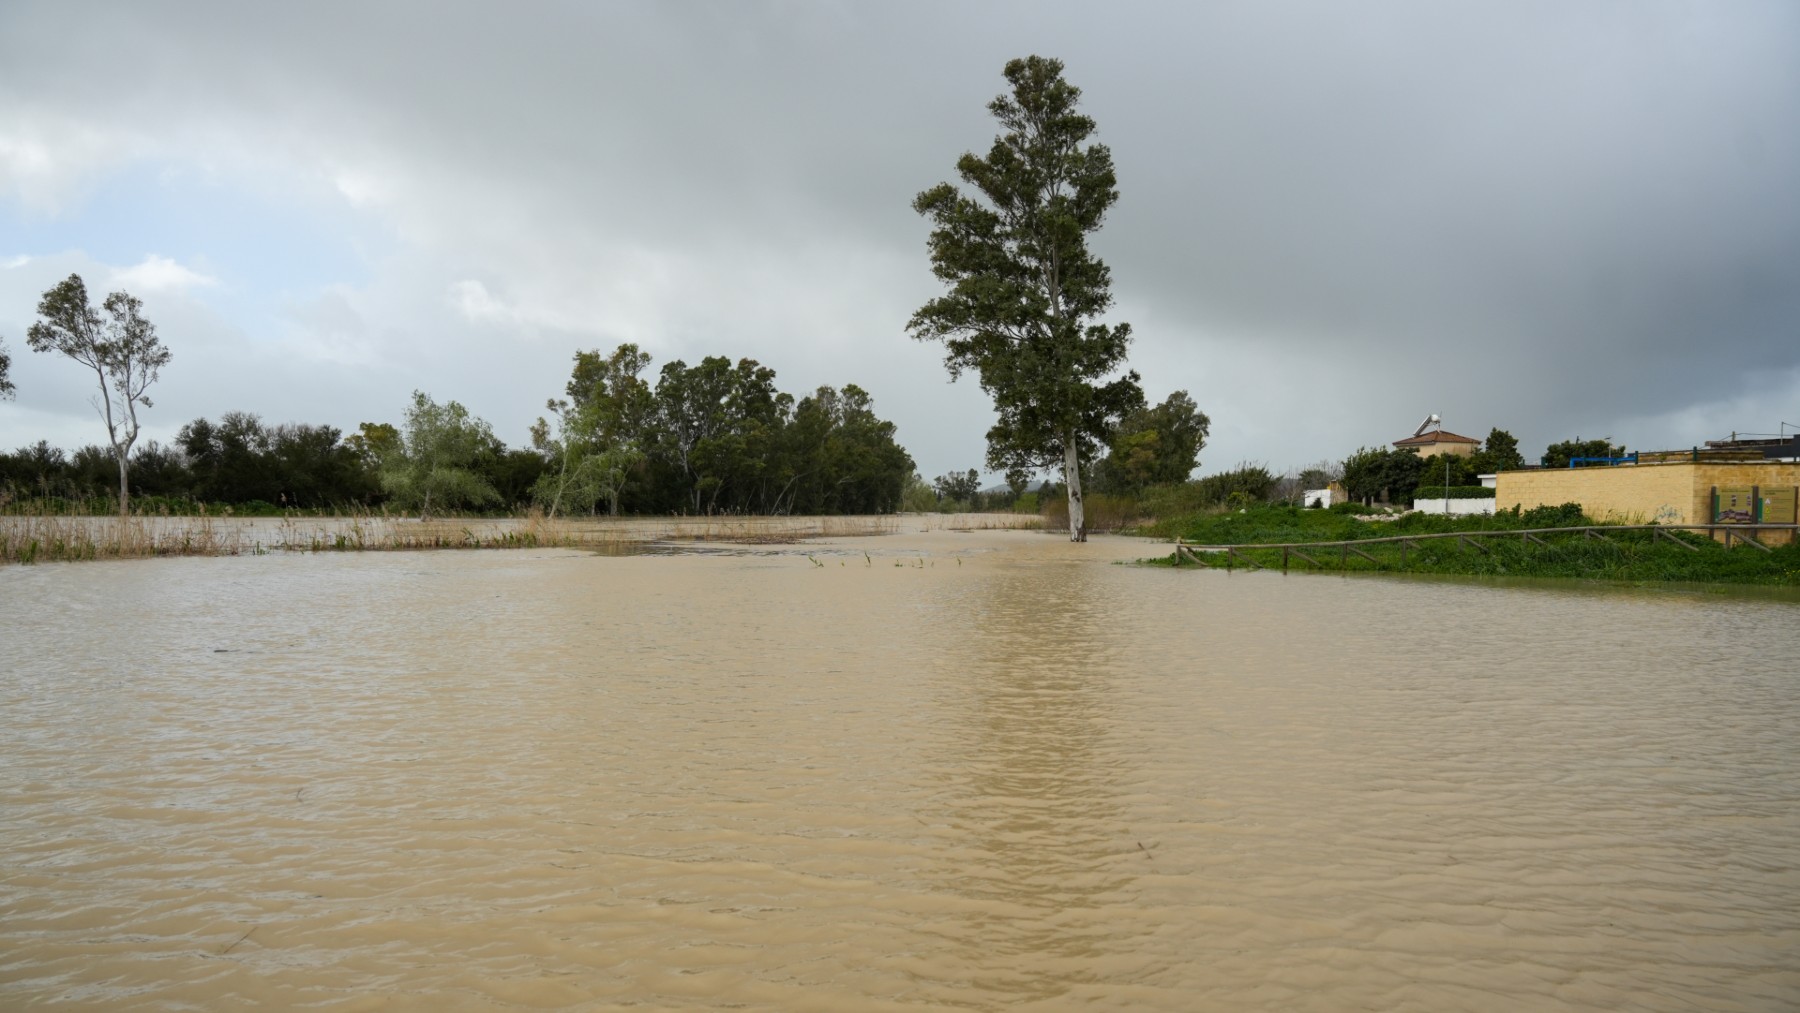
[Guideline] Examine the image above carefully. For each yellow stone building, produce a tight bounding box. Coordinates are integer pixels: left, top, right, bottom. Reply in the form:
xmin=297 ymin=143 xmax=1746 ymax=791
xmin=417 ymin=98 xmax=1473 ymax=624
xmin=1496 ymin=461 xmax=1800 ymax=545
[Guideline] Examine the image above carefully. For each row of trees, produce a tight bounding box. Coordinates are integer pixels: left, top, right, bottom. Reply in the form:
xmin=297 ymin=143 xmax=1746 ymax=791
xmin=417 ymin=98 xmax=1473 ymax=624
xmin=1337 ymin=429 xmax=1525 ymax=506
xmin=0 ymin=341 xmax=922 ymax=518
xmin=525 ymin=345 xmax=915 ymax=518
xmin=0 ymin=416 xmax=515 ymax=513
xmin=5 ymin=312 xmax=1209 ymax=520
xmin=1144 ymin=429 xmax=1636 ymax=516
xmin=1329 ymin=428 xmax=1638 ymax=506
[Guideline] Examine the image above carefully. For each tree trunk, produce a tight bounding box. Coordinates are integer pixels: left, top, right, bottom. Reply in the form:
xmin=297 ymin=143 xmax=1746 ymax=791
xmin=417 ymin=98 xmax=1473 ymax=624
xmin=1063 ymin=436 xmax=1086 ymax=542
xmin=547 ymin=449 xmax=570 ymax=521
xmin=114 ymin=448 xmax=130 ymax=517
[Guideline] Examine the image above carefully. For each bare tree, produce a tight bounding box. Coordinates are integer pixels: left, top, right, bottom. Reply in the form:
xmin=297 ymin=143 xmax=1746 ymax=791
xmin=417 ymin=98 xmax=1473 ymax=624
xmin=25 ymin=274 xmax=172 ymax=515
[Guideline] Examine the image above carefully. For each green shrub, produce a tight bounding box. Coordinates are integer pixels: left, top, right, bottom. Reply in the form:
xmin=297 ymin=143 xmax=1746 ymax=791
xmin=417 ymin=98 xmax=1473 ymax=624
xmin=1519 ymin=502 xmax=1588 ymax=527
xmin=1194 ymin=464 xmax=1276 ymax=506
xmin=900 ymin=473 xmax=938 ymax=512
xmin=1139 ymin=481 xmax=1212 ymax=518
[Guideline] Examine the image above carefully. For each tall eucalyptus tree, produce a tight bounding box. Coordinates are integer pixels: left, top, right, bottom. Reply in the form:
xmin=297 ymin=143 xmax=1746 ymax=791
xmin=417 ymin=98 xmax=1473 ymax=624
xmin=909 ymin=55 xmax=1142 ymax=540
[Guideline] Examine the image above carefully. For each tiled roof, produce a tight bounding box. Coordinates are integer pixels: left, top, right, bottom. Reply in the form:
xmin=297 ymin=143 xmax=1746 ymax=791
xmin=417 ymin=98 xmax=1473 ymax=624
xmin=1393 ymin=429 xmax=1480 ymax=447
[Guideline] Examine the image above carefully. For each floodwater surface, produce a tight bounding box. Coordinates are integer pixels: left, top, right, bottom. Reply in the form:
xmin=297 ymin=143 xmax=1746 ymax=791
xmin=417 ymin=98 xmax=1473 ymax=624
xmin=2 ymin=531 xmax=1797 ymax=1010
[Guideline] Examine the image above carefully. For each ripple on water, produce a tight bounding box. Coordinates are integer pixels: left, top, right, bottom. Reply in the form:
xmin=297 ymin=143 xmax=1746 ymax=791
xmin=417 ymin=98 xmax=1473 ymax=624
xmin=2 ymin=534 xmax=1797 ymax=1011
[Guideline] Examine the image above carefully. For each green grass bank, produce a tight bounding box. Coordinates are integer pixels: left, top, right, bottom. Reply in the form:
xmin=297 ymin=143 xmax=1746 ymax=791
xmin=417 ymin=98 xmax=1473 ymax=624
xmin=1142 ymin=503 xmax=1800 ymax=587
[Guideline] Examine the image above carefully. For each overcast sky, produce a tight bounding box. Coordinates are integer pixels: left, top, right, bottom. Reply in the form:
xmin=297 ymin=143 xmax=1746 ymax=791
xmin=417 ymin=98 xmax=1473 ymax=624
xmin=2 ymin=1 xmax=1796 ymax=480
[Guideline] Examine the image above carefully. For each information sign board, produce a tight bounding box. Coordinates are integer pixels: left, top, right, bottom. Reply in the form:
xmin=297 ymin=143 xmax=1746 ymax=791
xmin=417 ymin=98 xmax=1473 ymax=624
xmin=1762 ymin=486 xmax=1797 ymax=525
xmin=1714 ymin=486 xmax=1757 ymax=523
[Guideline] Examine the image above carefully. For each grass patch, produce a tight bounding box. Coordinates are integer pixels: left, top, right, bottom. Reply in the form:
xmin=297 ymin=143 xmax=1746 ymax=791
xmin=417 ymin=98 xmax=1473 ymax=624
xmin=1151 ymin=505 xmax=1800 ymax=586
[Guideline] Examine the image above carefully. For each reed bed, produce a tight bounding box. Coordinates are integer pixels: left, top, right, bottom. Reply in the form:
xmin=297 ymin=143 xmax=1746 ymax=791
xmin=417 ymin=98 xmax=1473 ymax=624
xmin=925 ymin=511 xmax=1045 ymax=532
xmin=0 ymin=511 xmax=1041 ymax=565
xmin=0 ymin=514 xmax=521 ymax=564
xmin=1038 ymin=494 xmax=1142 ymax=533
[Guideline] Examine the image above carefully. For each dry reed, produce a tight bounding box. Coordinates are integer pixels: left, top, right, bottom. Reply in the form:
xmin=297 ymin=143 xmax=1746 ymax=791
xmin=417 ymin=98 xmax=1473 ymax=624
xmin=1 ymin=511 xmax=1041 ymax=565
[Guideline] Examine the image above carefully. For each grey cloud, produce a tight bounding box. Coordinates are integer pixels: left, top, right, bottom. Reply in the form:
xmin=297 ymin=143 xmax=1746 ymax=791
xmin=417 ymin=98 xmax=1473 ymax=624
xmin=2 ymin=0 xmax=1796 ymax=476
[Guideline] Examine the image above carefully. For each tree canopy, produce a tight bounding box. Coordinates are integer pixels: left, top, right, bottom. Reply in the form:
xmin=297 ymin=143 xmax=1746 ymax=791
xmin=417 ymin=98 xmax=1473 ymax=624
xmin=933 ymin=469 xmax=981 ymax=505
xmin=1542 ymin=436 xmax=1626 ymax=469
xmin=909 ymin=55 xmax=1142 ymax=540
xmin=530 ymin=344 xmax=915 ymax=517
xmin=379 ymin=391 xmax=502 ymax=520
xmin=1094 ymin=391 xmax=1210 ymax=494
xmin=1469 ymin=428 xmax=1524 ymax=474
xmin=1341 ymin=446 xmax=1427 ymax=505
xmin=531 ymin=343 xmax=655 ymax=518
xmin=24 ymin=274 xmax=171 ymax=515
xmin=177 ymin=413 xmax=373 ymax=507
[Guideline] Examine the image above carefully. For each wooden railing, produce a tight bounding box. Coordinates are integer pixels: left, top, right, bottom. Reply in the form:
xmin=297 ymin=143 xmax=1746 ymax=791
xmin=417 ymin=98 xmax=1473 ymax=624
xmin=1172 ymin=524 xmax=1800 ymax=570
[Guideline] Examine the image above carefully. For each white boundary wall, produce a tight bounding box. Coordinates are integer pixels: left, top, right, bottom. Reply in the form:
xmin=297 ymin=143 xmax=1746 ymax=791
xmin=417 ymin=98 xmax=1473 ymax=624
xmin=1412 ymin=497 xmax=1497 ymax=516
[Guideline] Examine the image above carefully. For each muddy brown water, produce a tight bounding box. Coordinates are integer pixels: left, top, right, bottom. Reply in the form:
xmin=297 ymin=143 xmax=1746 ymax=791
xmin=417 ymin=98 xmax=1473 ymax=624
xmin=2 ymin=530 xmax=1796 ymax=1010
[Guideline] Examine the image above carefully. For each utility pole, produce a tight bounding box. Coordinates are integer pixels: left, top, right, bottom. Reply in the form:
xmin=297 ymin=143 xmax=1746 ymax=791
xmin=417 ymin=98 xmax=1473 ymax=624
xmin=1443 ymin=418 xmax=1452 ymax=516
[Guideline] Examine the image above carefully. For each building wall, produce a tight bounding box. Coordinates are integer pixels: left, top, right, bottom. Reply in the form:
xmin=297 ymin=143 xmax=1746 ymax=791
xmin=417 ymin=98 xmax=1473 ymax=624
xmin=1496 ymin=462 xmax=1800 ymax=544
xmin=1302 ymin=482 xmax=1350 ymax=508
xmin=1412 ymin=497 xmax=1497 ymax=516
xmin=1411 ymin=442 xmax=1476 ymax=459
xmin=1497 ymin=464 xmax=1698 ymax=523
